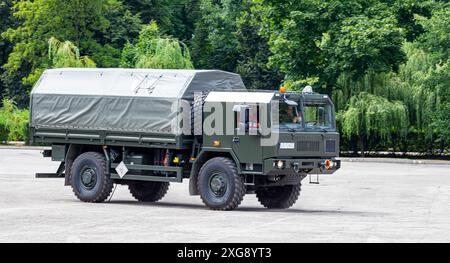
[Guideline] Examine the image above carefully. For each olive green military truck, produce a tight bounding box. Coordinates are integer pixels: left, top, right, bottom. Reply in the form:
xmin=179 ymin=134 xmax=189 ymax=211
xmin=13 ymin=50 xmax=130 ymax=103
xmin=31 ymin=68 xmax=340 ymax=211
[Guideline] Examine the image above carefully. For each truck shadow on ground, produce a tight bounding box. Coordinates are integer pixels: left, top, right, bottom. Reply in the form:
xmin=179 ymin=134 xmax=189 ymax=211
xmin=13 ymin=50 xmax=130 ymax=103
xmin=106 ymin=200 xmax=382 ymax=216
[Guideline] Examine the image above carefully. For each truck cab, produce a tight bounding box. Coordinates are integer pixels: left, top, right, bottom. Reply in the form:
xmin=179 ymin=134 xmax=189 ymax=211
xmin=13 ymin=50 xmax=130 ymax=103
xmin=191 ymin=87 xmax=340 ymax=210
xmin=264 ymin=89 xmax=340 ymax=176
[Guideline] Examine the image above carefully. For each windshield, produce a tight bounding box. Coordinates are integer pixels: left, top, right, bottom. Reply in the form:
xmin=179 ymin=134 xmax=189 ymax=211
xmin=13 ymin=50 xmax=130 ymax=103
xmin=273 ymin=100 xmax=334 ymax=131
xmin=303 ymin=102 xmax=333 ymax=130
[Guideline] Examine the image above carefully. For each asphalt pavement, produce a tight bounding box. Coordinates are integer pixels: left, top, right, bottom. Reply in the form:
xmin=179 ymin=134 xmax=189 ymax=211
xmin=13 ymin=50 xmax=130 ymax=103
xmin=0 ymin=148 xmax=449 ymax=243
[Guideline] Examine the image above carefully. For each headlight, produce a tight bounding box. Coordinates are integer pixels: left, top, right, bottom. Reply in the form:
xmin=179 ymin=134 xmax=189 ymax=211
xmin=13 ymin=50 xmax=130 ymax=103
xmin=277 ymin=160 xmax=285 ymax=169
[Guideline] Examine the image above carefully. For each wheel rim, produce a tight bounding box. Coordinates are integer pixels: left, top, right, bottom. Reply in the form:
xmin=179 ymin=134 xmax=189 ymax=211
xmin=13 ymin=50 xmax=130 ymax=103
xmin=208 ymin=172 xmax=227 ymax=198
xmin=80 ymin=166 xmax=97 ymax=190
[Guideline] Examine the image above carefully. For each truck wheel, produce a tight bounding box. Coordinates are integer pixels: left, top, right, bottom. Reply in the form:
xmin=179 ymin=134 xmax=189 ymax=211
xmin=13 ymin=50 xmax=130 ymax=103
xmin=128 ymin=182 xmax=170 ymax=202
xmin=256 ymin=184 xmax=301 ymax=209
xmin=70 ymin=152 xmax=114 ymax=203
xmin=197 ymin=157 xmax=245 ymax=211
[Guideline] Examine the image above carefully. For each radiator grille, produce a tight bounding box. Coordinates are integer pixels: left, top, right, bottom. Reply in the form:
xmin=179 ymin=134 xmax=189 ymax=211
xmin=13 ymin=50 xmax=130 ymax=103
xmin=325 ymin=140 xmax=336 ymax=153
xmin=297 ymin=141 xmax=320 ymax=152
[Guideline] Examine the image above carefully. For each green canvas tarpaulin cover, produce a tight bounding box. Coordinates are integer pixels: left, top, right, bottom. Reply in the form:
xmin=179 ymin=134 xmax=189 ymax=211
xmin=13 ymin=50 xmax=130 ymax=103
xmin=30 ymin=68 xmax=246 ymax=134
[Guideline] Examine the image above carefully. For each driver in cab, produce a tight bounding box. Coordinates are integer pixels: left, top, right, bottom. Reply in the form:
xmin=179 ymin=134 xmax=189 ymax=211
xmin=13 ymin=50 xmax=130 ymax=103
xmin=280 ymin=105 xmax=302 ymax=124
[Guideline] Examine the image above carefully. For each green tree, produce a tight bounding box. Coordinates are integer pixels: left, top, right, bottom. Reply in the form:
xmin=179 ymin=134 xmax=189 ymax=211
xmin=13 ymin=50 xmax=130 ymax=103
xmin=1 ymin=0 xmax=141 ymax=106
xmin=415 ymin=4 xmax=450 ymax=153
xmin=124 ymin=0 xmax=199 ymax=41
xmin=257 ymin=0 xmax=407 ymax=94
xmin=124 ymin=0 xmax=172 ymax=26
xmin=190 ymin=0 xmax=282 ymax=90
xmin=0 ymin=0 xmax=16 ymax=103
xmin=392 ymin=0 xmax=433 ymax=41
xmin=235 ymin=1 xmax=283 ymax=90
xmin=339 ymin=92 xmax=409 ymax=156
xmin=0 ymin=98 xmax=28 ymax=142
xmin=48 ymin=37 xmax=96 ymax=68
xmin=121 ymin=22 xmax=194 ymax=69
xmin=191 ymin=0 xmax=242 ymax=71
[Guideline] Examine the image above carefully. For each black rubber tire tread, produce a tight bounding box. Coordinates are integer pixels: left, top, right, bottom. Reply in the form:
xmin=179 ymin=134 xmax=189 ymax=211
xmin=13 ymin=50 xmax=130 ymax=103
xmin=128 ymin=181 xmax=170 ymax=202
xmin=70 ymin=152 xmax=114 ymax=203
xmin=256 ymin=184 xmax=301 ymax=209
xmin=197 ymin=157 xmax=246 ymax=211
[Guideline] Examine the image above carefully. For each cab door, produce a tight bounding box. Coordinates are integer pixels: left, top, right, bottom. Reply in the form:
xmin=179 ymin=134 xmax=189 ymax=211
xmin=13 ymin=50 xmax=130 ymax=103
xmin=232 ymin=104 xmax=262 ymax=164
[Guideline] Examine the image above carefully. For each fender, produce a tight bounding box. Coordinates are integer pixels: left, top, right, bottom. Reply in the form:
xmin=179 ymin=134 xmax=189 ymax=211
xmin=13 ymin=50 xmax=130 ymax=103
xmin=189 ymin=148 xmax=242 ymax=196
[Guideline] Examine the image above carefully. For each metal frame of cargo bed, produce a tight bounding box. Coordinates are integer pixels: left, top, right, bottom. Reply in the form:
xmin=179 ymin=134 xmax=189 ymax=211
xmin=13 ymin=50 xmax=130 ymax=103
xmin=31 ymin=127 xmax=193 ymax=183
xmin=30 ymin=127 xmax=194 ymax=150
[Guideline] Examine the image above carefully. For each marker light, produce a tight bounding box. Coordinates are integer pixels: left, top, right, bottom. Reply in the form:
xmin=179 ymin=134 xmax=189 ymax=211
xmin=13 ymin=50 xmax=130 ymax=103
xmin=279 ymin=86 xmax=287 ymax=93
xmin=324 ymin=160 xmax=334 ymax=170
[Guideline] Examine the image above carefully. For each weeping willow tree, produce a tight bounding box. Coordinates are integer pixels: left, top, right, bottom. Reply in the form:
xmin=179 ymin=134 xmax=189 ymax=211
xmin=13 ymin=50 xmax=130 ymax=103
xmin=121 ymin=21 xmax=194 ymax=69
xmin=48 ymin=37 xmax=96 ymax=68
xmin=339 ymin=93 xmax=409 ymax=155
xmin=334 ymin=42 xmax=447 ymax=155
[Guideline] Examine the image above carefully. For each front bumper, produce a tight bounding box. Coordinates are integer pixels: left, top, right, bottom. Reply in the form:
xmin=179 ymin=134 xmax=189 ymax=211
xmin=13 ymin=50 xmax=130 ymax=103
xmin=264 ymin=158 xmax=341 ymax=175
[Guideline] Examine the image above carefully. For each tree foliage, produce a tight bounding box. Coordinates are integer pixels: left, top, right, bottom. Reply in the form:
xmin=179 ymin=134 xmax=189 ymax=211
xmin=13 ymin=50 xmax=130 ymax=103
xmin=48 ymin=37 xmax=96 ymax=68
xmin=339 ymin=92 xmax=409 ymax=153
xmin=256 ymin=0 xmax=409 ymax=93
xmin=0 ymin=0 xmax=447 ymax=153
xmin=1 ymin=0 xmax=140 ymax=106
xmin=124 ymin=0 xmax=199 ymax=42
xmin=121 ymin=22 xmax=194 ymax=69
xmin=191 ymin=0 xmax=242 ymax=71
xmin=0 ymin=0 xmax=16 ymax=103
xmin=0 ymin=98 xmax=28 ymax=142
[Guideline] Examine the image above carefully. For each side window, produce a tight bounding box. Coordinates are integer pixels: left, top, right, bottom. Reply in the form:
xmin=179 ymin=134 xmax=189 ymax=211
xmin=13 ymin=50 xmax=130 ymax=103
xmin=233 ymin=105 xmax=249 ymax=132
xmin=248 ymin=105 xmax=260 ymax=129
xmin=233 ymin=104 xmax=260 ymax=132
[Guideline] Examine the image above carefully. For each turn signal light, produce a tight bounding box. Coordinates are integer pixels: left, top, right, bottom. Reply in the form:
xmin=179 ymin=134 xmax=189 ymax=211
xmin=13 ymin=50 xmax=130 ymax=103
xmin=279 ymin=86 xmax=287 ymax=93
xmin=324 ymin=160 xmax=334 ymax=170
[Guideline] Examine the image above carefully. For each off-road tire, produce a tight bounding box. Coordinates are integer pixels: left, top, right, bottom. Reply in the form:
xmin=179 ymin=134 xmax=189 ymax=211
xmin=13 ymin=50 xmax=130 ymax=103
xmin=197 ymin=157 xmax=246 ymax=211
xmin=256 ymin=184 xmax=301 ymax=209
xmin=70 ymin=152 xmax=114 ymax=203
xmin=128 ymin=181 xmax=170 ymax=202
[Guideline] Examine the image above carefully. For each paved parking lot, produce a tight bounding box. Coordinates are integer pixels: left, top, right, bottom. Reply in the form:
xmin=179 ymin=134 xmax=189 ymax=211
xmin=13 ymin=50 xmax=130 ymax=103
xmin=0 ymin=148 xmax=449 ymax=243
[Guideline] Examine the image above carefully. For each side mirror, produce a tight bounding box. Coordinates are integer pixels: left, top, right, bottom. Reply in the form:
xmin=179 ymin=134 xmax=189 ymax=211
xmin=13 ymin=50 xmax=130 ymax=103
xmin=284 ymin=99 xmax=298 ymax=106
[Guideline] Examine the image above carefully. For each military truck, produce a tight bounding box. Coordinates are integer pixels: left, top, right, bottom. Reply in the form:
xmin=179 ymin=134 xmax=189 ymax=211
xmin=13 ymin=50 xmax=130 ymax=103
xmin=31 ymin=68 xmax=340 ymax=211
